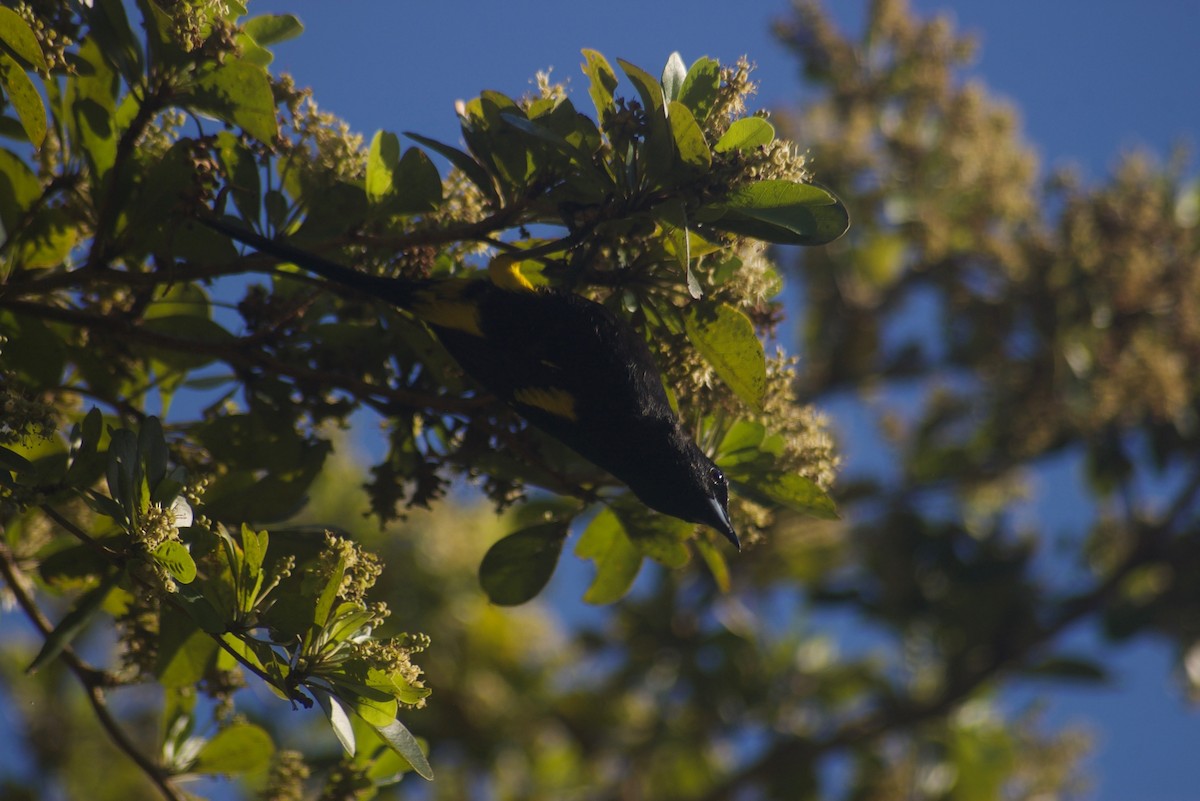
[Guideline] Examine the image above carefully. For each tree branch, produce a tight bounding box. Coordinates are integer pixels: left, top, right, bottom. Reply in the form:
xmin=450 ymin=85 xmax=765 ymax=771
xmin=0 ymin=544 xmax=185 ymax=801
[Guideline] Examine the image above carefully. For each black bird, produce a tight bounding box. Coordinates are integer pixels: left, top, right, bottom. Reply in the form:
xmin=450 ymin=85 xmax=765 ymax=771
xmin=202 ymin=217 xmax=738 ymax=549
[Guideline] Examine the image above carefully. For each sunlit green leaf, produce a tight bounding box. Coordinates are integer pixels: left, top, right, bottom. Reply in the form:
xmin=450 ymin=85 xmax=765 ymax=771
xmin=192 ymin=723 xmax=275 ymax=775
xmin=154 ymin=540 xmax=197 ymax=584
xmin=0 ymin=8 xmax=46 ymax=71
xmin=580 ymin=49 xmax=618 ymax=120
xmin=684 ymin=304 xmax=767 ymax=411
xmin=715 ymin=117 xmax=775 ymax=153
xmin=189 ymin=60 xmax=278 ymax=143
xmin=367 ymin=130 xmax=400 ymax=202
xmin=0 ymin=52 xmax=45 ymax=147
xmin=156 ymin=605 xmax=216 ymax=686
xmin=243 ymin=13 xmax=303 ymax=45
xmin=678 ymin=56 xmax=720 ymax=121
xmin=575 ymin=507 xmax=642 ymax=604
xmin=668 ymin=101 xmax=710 ymax=169
xmin=701 ymin=180 xmax=850 ymax=246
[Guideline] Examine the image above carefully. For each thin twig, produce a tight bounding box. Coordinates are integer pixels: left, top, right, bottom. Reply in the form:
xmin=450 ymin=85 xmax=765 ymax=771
xmin=0 ymin=544 xmax=185 ymax=801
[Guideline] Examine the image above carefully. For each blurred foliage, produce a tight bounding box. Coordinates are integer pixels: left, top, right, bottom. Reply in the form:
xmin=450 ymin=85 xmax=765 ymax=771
xmin=2 ymin=0 xmax=1197 ymax=798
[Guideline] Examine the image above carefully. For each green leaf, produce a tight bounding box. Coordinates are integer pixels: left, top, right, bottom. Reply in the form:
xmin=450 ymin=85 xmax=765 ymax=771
xmin=242 ymin=13 xmax=303 ymax=45
xmin=372 ymin=719 xmax=434 ymax=781
xmin=393 ymin=147 xmax=443 ymax=213
xmin=0 ymin=52 xmax=45 ymax=147
xmin=677 ymin=57 xmax=720 ymax=122
xmin=0 ymin=8 xmax=46 ymax=71
xmin=28 ymin=572 xmax=121 ymax=673
xmin=0 ymin=147 xmax=39 ymax=231
xmin=613 ymin=502 xmax=691 ymax=569
xmin=154 ymin=540 xmax=197 ymax=584
xmin=404 ymin=131 xmax=497 ymax=203
xmin=683 ymin=304 xmax=767 ymax=412
xmin=695 ymin=537 xmax=731 ymax=592
xmin=661 ymin=52 xmax=687 ymax=103
xmin=87 ymin=0 xmax=144 ymax=83
xmin=618 ymin=58 xmax=674 ymax=186
xmin=667 ymin=101 xmax=710 ymax=170
xmin=580 ymin=49 xmax=618 ymax=120
xmin=0 ymin=445 xmax=33 ymax=474
xmin=314 ymin=689 xmax=357 ymax=755
xmin=735 ymin=472 xmax=838 ymax=519
xmin=478 ymin=521 xmax=567 ymax=606
xmin=575 ymin=508 xmax=642 ymax=605
xmin=366 ymin=130 xmax=400 ymax=202
xmin=189 ymin=60 xmax=278 ymax=143
xmin=155 ymin=605 xmax=217 ymax=686
xmin=701 ymin=180 xmax=850 ymax=246
xmin=192 ymin=723 xmax=275 ymax=775
xmin=216 ymin=131 xmax=261 ymax=223
xmin=618 ymin=58 xmax=665 ymax=116
xmin=66 ymin=39 xmax=118 ymax=182
xmin=715 ymin=117 xmax=775 ymax=153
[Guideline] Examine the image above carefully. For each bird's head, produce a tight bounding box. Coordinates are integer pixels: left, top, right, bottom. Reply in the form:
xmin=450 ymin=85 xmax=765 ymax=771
xmin=621 ymin=421 xmax=739 ymax=550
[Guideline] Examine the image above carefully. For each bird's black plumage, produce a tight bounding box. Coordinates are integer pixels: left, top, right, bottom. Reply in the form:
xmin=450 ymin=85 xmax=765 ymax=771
xmin=202 ymin=217 xmax=738 ymax=548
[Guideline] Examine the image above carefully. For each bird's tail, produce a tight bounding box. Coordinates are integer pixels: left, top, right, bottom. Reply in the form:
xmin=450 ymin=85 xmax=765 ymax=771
xmin=199 ymin=215 xmax=418 ymax=304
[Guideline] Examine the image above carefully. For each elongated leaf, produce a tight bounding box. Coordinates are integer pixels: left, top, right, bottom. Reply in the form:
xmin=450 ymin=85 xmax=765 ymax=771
xmin=619 ymin=58 xmax=664 ymax=115
xmin=404 ymin=131 xmax=496 ymax=203
xmin=668 ymin=101 xmax=710 ymax=169
xmin=393 ymin=146 xmax=442 ymax=213
xmin=695 ymin=537 xmax=731 ymax=592
xmin=372 ymin=719 xmax=434 ymax=781
xmin=678 ymin=57 xmax=720 ymax=121
xmin=715 ymin=117 xmax=775 ymax=153
xmin=0 ymin=52 xmax=45 ymax=147
xmin=68 ymin=38 xmax=118 ymax=181
xmin=366 ymin=130 xmax=400 ymax=203
xmin=728 ymin=471 xmax=838 ymax=519
xmin=0 ymin=8 xmax=46 ymax=71
xmin=192 ymin=723 xmax=275 ymax=775
xmin=0 ymin=147 xmax=38 ymax=230
xmin=702 ymin=180 xmax=850 ymax=246
xmin=661 ymin=52 xmax=687 ymax=103
xmin=87 ymin=0 xmax=143 ymax=83
xmin=575 ymin=507 xmax=642 ymax=605
xmin=314 ymin=688 xmax=356 ymax=755
xmin=684 ymin=304 xmax=767 ymax=412
xmin=580 ymin=49 xmax=618 ymax=120
xmin=478 ymin=521 xmax=567 ymax=606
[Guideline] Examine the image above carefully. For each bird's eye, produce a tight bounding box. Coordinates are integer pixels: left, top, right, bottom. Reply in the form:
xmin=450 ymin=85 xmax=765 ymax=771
xmin=709 ymin=466 xmax=728 ymax=503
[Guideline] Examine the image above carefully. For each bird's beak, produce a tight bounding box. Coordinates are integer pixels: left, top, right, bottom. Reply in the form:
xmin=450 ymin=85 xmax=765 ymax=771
xmin=707 ymin=495 xmax=740 ymax=551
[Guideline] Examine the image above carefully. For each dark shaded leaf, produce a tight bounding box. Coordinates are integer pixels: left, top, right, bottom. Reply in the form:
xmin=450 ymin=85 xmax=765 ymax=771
xmin=478 ymin=521 xmax=567 ymax=606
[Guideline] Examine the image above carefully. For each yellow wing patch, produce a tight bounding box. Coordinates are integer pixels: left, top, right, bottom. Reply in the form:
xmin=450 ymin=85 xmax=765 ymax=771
xmin=412 ymin=281 xmax=483 ymax=335
xmin=488 ymin=254 xmax=536 ymax=292
xmin=512 ymin=387 xmax=578 ymax=421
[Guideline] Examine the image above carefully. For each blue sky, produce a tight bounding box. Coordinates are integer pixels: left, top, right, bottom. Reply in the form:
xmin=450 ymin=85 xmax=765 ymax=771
xmin=250 ymin=2 xmax=1200 ymax=798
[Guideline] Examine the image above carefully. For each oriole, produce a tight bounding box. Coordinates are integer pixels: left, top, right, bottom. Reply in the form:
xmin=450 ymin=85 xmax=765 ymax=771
xmin=202 ymin=217 xmax=739 ymax=549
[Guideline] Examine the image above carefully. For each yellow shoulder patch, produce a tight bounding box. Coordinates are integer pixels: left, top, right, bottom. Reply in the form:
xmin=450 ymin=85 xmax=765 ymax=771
xmin=512 ymin=387 xmax=578 ymax=421
xmin=488 ymin=254 xmax=536 ymax=292
xmin=412 ymin=280 xmax=483 ymax=336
